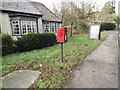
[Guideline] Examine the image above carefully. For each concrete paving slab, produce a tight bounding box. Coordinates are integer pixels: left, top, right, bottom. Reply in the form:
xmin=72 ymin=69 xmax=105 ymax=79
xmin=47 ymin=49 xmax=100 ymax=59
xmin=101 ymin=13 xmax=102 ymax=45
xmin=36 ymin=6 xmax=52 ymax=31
xmin=64 ymin=32 xmax=118 ymax=88
xmin=1 ymin=70 xmax=40 ymax=88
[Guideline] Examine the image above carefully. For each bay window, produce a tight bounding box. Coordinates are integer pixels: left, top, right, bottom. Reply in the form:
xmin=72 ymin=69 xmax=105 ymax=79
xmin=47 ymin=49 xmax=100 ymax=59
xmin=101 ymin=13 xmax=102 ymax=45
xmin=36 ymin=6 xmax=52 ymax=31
xmin=11 ymin=16 xmax=37 ymax=35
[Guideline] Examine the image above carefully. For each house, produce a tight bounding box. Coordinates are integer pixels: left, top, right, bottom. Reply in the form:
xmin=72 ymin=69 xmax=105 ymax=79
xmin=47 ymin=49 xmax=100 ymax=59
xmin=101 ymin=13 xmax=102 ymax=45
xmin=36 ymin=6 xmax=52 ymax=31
xmin=0 ymin=0 xmax=62 ymax=39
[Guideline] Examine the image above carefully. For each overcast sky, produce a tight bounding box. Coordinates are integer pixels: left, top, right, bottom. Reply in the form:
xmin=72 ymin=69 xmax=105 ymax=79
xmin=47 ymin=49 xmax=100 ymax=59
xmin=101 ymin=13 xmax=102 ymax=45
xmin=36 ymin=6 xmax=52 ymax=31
xmin=31 ymin=0 xmax=119 ymax=14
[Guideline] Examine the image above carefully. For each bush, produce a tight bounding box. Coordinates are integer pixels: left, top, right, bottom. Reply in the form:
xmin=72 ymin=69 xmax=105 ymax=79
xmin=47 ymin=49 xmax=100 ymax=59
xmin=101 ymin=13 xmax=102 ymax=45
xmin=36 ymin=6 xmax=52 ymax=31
xmin=2 ymin=34 xmax=14 ymax=56
xmin=79 ymin=22 xmax=89 ymax=31
xmin=2 ymin=33 xmax=57 ymax=55
xmin=15 ymin=33 xmax=57 ymax=52
xmin=100 ymin=23 xmax=116 ymax=31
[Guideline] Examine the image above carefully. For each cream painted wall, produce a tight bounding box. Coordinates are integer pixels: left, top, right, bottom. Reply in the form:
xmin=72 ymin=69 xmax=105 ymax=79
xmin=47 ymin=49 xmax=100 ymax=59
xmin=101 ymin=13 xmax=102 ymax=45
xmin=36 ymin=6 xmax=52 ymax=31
xmin=0 ymin=12 xmax=12 ymax=35
xmin=38 ymin=17 xmax=43 ymax=33
xmin=0 ymin=12 xmax=19 ymax=40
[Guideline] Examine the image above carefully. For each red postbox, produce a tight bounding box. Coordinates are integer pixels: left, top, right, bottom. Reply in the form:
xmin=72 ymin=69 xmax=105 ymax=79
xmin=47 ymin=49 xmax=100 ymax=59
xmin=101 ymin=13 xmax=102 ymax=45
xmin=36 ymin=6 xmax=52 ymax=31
xmin=56 ymin=28 xmax=67 ymax=43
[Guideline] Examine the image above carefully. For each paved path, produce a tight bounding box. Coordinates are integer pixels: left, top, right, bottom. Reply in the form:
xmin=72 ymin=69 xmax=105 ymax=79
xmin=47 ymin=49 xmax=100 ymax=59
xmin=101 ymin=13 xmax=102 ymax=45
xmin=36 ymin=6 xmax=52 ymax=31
xmin=1 ymin=70 xmax=40 ymax=88
xmin=64 ymin=32 xmax=118 ymax=88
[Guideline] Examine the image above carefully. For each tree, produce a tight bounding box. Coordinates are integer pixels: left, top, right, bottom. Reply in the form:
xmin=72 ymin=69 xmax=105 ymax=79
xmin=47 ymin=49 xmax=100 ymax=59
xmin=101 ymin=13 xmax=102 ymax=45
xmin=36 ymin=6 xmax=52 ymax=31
xmin=102 ymin=0 xmax=115 ymax=14
xmin=114 ymin=16 xmax=120 ymax=24
xmin=52 ymin=0 xmax=101 ymax=35
xmin=101 ymin=0 xmax=117 ymax=23
xmin=51 ymin=3 xmax=60 ymax=17
xmin=59 ymin=2 xmax=79 ymax=36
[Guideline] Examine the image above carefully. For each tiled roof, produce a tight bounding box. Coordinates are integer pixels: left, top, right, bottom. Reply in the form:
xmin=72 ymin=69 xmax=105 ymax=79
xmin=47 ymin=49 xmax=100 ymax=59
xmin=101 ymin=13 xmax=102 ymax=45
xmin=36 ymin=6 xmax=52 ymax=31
xmin=0 ymin=0 xmax=42 ymax=15
xmin=0 ymin=0 xmax=61 ymax=22
xmin=30 ymin=2 xmax=61 ymax=22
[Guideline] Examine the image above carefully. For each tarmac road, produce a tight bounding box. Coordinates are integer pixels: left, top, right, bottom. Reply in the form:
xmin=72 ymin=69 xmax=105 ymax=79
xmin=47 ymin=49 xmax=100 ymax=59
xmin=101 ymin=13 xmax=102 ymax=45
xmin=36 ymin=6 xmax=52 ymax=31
xmin=63 ymin=31 xmax=118 ymax=88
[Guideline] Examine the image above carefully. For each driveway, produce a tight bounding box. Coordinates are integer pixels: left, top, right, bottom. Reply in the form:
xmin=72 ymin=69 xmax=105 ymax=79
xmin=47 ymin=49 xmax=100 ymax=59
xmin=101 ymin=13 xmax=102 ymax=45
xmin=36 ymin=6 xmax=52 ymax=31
xmin=63 ymin=31 xmax=118 ymax=88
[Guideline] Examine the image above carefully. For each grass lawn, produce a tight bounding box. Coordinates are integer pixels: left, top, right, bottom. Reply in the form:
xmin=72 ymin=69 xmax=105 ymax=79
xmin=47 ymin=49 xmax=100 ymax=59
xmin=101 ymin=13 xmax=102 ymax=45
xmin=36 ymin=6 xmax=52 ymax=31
xmin=1 ymin=34 xmax=107 ymax=88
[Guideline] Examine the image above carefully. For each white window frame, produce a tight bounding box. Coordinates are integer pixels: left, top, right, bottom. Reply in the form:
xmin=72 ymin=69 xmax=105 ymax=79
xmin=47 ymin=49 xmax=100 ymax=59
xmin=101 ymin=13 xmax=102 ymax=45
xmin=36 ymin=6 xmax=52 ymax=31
xmin=32 ymin=21 xmax=37 ymax=33
xmin=43 ymin=22 xmax=50 ymax=32
xmin=51 ymin=23 xmax=55 ymax=32
xmin=55 ymin=23 xmax=57 ymax=32
xmin=56 ymin=23 xmax=61 ymax=29
xmin=43 ymin=22 xmax=62 ymax=33
xmin=27 ymin=21 xmax=32 ymax=33
xmin=21 ymin=20 xmax=37 ymax=35
xmin=11 ymin=20 xmax=20 ymax=35
xmin=21 ymin=21 xmax=27 ymax=35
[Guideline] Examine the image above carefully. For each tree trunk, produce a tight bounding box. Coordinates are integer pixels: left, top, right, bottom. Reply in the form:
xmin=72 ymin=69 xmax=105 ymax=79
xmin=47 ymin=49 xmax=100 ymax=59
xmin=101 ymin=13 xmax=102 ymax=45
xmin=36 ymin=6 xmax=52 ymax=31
xmin=70 ymin=22 xmax=73 ymax=37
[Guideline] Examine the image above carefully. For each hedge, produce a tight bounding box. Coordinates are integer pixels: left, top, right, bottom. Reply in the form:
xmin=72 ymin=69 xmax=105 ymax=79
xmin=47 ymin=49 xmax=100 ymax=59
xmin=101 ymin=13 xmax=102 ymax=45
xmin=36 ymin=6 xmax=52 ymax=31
xmin=2 ymin=33 xmax=57 ymax=56
xmin=100 ymin=23 xmax=116 ymax=31
xmin=15 ymin=33 xmax=57 ymax=52
xmin=2 ymin=34 xmax=14 ymax=56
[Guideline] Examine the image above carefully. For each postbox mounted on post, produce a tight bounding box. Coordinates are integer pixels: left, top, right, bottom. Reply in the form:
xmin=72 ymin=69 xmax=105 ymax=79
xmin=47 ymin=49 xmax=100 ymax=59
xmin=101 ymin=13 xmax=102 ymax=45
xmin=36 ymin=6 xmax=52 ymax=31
xmin=56 ymin=28 xmax=67 ymax=63
xmin=56 ymin=28 xmax=67 ymax=43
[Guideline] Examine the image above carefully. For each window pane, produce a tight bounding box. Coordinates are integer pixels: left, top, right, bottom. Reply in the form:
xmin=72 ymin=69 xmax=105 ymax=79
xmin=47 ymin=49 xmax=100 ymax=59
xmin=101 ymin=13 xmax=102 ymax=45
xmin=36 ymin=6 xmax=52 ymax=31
xmin=32 ymin=21 xmax=37 ymax=33
xmin=44 ymin=22 xmax=50 ymax=32
xmin=27 ymin=21 xmax=32 ymax=32
xmin=51 ymin=23 xmax=55 ymax=32
xmin=57 ymin=23 xmax=60 ymax=29
xmin=21 ymin=21 xmax=27 ymax=35
xmin=55 ymin=23 xmax=57 ymax=31
xmin=12 ymin=20 xmax=20 ymax=35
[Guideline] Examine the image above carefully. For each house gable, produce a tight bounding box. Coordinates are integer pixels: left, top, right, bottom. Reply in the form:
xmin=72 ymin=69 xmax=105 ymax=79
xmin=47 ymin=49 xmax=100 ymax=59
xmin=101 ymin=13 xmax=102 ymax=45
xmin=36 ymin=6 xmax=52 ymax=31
xmin=30 ymin=2 xmax=62 ymax=22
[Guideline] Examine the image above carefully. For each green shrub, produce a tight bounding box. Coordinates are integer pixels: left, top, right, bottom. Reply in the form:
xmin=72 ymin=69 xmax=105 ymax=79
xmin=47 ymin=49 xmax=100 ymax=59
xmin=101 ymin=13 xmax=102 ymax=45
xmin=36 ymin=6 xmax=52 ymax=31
xmin=2 ymin=34 xmax=14 ymax=56
xmin=15 ymin=33 xmax=57 ymax=52
xmin=2 ymin=33 xmax=57 ymax=55
xmin=79 ymin=22 xmax=89 ymax=32
xmin=100 ymin=23 xmax=116 ymax=31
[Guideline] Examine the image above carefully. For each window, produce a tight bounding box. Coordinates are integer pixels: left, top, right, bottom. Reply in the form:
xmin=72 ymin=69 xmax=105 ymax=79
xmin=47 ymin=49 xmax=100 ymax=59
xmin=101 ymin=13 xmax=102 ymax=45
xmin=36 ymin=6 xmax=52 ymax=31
xmin=11 ymin=16 xmax=37 ymax=35
xmin=27 ymin=21 xmax=32 ymax=32
xmin=43 ymin=22 xmax=50 ymax=32
xmin=11 ymin=20 xmax=20 ymax=35
xmin=21 ymin=20 xmax=37 ymax=35
xmin=51 ymin=23 xmax=55 ymax=32
xmin=32 ymin=21 xmax=37 ymax=33
xmin=11 ymin=19 xmax=37 ymax=35
xmin=21 ymin=21 xmax=27 ymax=35
xmin=55 ymin=23 xmax=57 ymax=32
xmin=56 ymin=23 xmax=61 ymax=29
xmin=43 ymin=22 xmax=62 ymax=33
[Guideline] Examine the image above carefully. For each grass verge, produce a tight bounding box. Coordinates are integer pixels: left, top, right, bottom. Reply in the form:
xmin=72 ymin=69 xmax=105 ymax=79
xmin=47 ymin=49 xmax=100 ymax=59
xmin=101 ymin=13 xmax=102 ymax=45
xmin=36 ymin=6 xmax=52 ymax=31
xmin=101 ymin=30 xmax=116 ymax=32
xmin=1 ymin=34 xmax=107 ymax=88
